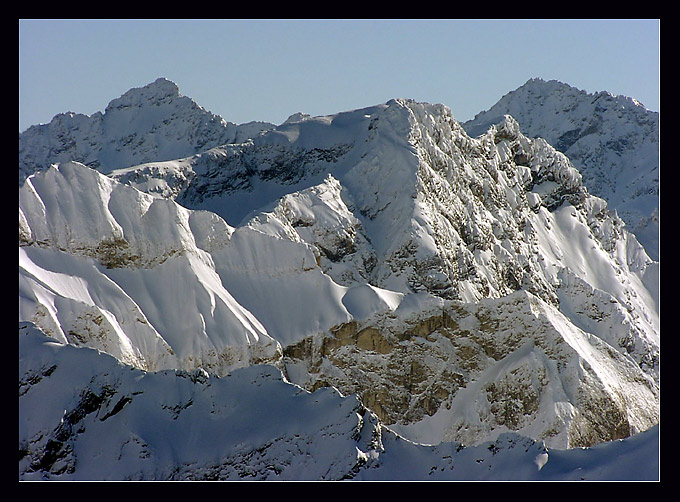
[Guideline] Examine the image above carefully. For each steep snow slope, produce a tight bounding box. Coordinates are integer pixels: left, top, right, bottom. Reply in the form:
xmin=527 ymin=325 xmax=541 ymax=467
xmin=18 ymin=77 xmax=274 ymax=182
xmin=19 ymin=162 xmax=282 ymax=374
xmin=463 ymin=78 xmax=659 ymax=260
xmin=19 ymin=322 xmax=659 ymax=481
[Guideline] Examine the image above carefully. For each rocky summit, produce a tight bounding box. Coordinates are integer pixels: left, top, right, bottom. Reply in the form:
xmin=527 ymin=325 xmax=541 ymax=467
xmin=18 ymin=78 xmax=659 ymax=480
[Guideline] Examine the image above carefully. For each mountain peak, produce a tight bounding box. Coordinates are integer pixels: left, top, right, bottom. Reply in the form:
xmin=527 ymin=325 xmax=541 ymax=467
xmin=105 ymin=77 xmax=183 ymax=111
xmin=150 ymin=76 xmax=180 ymax=90
xmin=145 ymin=76 xmax=181 ymax=94
xmin=282 ymin=112 xmax=312 ymax=124
xmin=513 ymin=77 xmax=649 ymax=111
xmin=523 ymin=76 xmax=567 ymax=87
xmin=19 ymin=77 xmax=275 ymax=180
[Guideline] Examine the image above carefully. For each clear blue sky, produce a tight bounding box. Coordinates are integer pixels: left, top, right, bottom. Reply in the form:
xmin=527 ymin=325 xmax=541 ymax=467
xmin=19 ymin=19 xmax=660 ymax=133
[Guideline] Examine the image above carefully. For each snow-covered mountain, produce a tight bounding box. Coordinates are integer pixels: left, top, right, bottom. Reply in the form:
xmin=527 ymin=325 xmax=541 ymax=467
xmin=463 ymin=78 xmax=659 ymax=260
xmin=18 ymin=77 xmax=274 ymax=183
xmin=18 ymin=79 xmax=660 ymax=480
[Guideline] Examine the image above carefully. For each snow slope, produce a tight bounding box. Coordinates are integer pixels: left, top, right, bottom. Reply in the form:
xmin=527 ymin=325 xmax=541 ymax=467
xmin=19 ymin=162 xmax=282 ymax=374
xmin=464 ymin=78 xmax=659 ymax=260
xmin=19 ymin=322 xmax=659 ymax=481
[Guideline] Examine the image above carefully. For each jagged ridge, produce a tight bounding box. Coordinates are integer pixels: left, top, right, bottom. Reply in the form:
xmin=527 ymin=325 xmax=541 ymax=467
xmin=463 ymin=78 xmax=659 ymax=260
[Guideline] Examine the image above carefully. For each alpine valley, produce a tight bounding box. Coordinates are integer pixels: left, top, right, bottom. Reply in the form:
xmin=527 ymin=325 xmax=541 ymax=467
xmin=18 ymin=78 xmax=660 ymax=481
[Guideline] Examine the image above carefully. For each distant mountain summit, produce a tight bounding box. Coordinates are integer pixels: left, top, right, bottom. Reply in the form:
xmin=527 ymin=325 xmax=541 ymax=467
xmin=18 ymin=77 xmax=274 ymax=182
xmin=463 ymin=78 xmax=659 ymax=260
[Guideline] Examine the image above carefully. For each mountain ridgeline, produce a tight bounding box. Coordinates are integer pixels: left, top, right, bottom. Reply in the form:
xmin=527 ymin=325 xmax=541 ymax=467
xmin=18 ymin=78 xmax=660 ymax=480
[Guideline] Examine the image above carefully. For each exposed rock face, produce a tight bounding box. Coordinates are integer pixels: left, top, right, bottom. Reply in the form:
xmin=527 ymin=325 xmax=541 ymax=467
xmin=282 ymin=290 xmax=658 ymax=448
